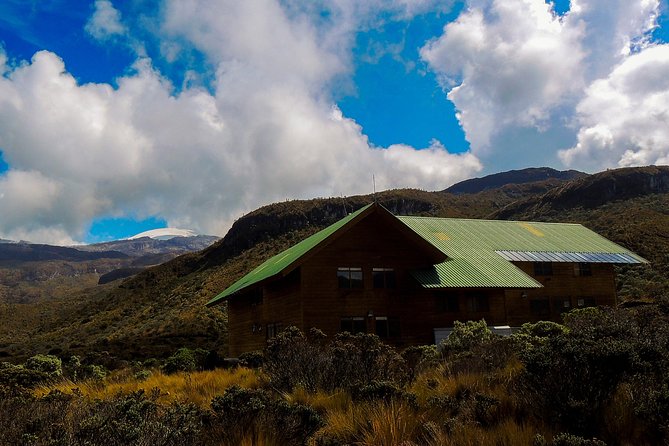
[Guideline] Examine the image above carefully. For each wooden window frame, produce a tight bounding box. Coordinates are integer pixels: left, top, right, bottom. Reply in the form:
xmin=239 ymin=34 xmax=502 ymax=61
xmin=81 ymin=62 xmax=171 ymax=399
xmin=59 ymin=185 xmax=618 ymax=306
xmin=372 ymin=268 xmax=397 ymax=289
xmin=337 ymin=267 xmax=363 ymax=289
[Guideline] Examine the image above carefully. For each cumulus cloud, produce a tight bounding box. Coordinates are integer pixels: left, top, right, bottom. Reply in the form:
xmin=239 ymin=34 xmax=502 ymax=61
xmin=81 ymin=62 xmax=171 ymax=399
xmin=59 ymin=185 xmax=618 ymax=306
xmin=0 ymin=0 xmax=481 ymax=244
xmin=559 ymin=44 xmax=669 ymax=169
xmin=420 ymin=0 xmax=662 ymax=161
xmin=420 ymin=0 xmax=585 ymax=151
xmin=85 ymin=0 xmax=127 ymax=41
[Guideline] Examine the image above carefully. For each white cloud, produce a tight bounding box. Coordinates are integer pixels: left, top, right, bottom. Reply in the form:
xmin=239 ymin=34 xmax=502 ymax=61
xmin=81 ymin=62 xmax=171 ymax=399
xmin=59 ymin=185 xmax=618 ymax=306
xmin=420 ymin=0 xmax=585 ymax=151
xmin=85 ymin=0 xmax=126 ymax=41
xmin=559 ymin=44 xmax=669 ymax=169
xmin=420 ymin=0 xmax=662 ymax=164
xmin=0 ymin=1 xmax=481 ymax=244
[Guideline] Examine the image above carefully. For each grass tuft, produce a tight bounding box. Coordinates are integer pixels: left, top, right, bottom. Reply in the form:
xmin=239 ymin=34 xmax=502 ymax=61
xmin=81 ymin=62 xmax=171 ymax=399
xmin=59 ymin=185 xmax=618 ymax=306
xmin=35 ymin=367 xmax=260 ymax=408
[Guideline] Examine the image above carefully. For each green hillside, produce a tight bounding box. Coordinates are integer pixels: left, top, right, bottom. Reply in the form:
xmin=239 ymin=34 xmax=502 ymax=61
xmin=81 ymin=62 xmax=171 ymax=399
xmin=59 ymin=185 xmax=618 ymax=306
xmin=1 ymin=166 xmax=667 ymax=360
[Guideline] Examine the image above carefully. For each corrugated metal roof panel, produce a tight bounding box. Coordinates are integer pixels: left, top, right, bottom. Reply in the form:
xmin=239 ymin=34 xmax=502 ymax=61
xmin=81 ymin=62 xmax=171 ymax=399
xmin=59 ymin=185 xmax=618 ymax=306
xmin=210 ymin=205 xmax=647 ymax=304
xmin=398 ymin=215 xmax=646 ymax=289
xmin=495 ymin=250 xmax=643 ymax=264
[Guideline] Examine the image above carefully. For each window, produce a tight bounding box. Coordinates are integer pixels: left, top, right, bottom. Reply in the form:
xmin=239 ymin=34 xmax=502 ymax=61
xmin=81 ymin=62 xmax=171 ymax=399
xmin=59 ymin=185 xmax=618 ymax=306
xmin=373 ymin=268 xmax=396 ymax=289
xmin=466 ymin=293 xmax=489 ymax=312
xmin=575 ymin=263 xmax=592 ymax=276
xmin=337 ymin=267 xmax=363 ymax=289
xmin=577 ymin=297 xmax=596 ymax=308
xmin=435 ymin=292 xmax=459 ymax=312
xmin=553 ymin=298 xmax=571 ymax=314
xmin=266 ymin=322 xmax=283 ymax=339
xmin=375 ymin=317 xmax=401 ymax=338
xmin=340 ymin=317 xmax=366 ymax=334
xmin=530 ymin=299 xmax=550 ymax=316
xmin=249 ymin=290 xmax=263 ymax=306
xmin=533 ymin=262 xmax=553 ymax=276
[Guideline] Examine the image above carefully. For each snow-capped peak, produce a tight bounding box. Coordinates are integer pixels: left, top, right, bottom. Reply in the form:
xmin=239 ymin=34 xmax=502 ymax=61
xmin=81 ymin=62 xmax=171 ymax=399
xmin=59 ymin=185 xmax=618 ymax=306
xmin=127 ymin=228 xmax=198 ymax=241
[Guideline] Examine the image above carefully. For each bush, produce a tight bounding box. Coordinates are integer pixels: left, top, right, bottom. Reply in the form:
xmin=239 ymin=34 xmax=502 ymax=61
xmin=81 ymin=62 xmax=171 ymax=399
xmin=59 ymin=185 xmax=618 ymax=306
xmin=401 ymin=345 xmax=440 ymax=382
xmin=24 ymin=354 xmax=62 ymax=378
xmin=352 ymin=380 xmax=416 ymax=405
xmin=440 ymin=319 xmax=492 ymax=353
xmin=518 ymin=309 xmax=636 ymax=435
xmin=162 ymin=348 xmax=211 ymax=374
xmin=0 ymin=362 xmax=52 ymax=388
xmin=211 ymin=385 xmax=323 ymax=445
xmin=238 ymin=351 xmax=264 ymax=369
xmin=263 ymin=327 xmax=407 ymax=393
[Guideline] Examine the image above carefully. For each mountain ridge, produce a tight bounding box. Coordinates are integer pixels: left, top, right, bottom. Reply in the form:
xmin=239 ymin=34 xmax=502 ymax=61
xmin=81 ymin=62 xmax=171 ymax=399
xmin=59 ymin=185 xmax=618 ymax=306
xmin=1 ymin=165 xmax=667 ymax=360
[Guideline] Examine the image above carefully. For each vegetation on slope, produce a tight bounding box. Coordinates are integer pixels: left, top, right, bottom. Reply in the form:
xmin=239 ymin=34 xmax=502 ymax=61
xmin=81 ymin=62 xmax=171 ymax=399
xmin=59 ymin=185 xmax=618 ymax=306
xmin=2 ymin=298 xmax=668 ymax=445
xmin=1 ymin=166 xmax=667 ymax=361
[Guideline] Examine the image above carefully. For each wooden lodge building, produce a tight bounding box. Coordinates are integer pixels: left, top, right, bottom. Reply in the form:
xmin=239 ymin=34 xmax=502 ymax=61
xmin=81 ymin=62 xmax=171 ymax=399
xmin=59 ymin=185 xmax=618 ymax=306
xmin=207 ymin=203 xmax=646 ymax=356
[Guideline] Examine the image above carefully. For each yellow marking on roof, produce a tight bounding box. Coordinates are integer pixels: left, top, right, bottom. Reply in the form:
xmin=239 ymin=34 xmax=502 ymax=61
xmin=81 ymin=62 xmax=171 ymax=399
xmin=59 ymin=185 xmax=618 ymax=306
xmin=434 ymin=232 xmax=450 ymax=241
xmin=518 ymin=222 xmax=544 ymax=237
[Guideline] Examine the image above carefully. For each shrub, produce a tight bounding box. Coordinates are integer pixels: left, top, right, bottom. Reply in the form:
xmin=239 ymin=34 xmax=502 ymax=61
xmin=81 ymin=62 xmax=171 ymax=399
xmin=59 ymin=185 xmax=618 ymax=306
xmin=401 ymin=345 xmax=440 ymax=382
xmin=211 ymin=385 xmax=323 ymax=445
xmin=24 ymin=354 xmax=62 ymax=378
xmin=162 ymin=348 xmax=210 ymax=374
xmin=351 ymin=380 xmax=416 ymax=405
xmin=518 ymin=310 xmax=636 ymax=436
xmin=0 ymin=362 xmax=52 ymax=388
xmin=440 ymin=319 xmax=492 ymax=353
xmin=328 ymin=332 xmax=408 ymax=390
xmin=238 ymin=350 xmax=264 ymax=369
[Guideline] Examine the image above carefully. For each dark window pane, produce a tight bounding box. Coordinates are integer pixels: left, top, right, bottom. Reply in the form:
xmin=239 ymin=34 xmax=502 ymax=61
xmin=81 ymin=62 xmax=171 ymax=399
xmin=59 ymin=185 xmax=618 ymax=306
xmin=386 ymin=271 xmax=396 ymax=288
xmin=578 ymin=263 xmax=592 ymax=276
xmin=338 ymin=267 xmax=363 ymax=289
xmin=436 ymin=292 xmax=459 ymax=312
xmin=577 ymin=297 xmax=596 ymax=307
xmin=375 ymin=318 xmax=388 ymax=337
xmin=350 ymin=270 xmax=363 ymax=288
xmin=337 ymin=270 xmax=350 ymax=288
xmin=533 ymin=262 xmax=553 ymax=276
xmin=352 ymin=318 xmax=366 ymax=333
xmin=553 ymin=299 xmax=571 ymax=314
xmin=466 ymin=294 xmax=489 ymax=312
xmin=373 ymin=270 xmax=385 ymax=288
xmin=530 ymin=299 xmax=550 ymax=315
xmin=341 ymin=317 xmax=366 ymax=334
xmin=373 ymin=268 xmax=396 ymax=289
xmin=389 ymin=318 xmax=401 ymax=338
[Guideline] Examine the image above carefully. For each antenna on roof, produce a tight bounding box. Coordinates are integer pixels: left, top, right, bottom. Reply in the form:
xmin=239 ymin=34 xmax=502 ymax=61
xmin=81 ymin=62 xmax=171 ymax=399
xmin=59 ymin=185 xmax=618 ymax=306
xmin=341 ymin=195 xmax=349 ymax=216
xmin=373 ymin=174 xmax=377 ymax=203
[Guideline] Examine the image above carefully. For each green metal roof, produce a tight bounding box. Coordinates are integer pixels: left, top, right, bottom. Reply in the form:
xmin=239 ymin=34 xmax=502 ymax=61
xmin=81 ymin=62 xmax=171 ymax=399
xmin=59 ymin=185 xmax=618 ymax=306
xmin=208 ymin=204 xmax=647 ymax=304
xmin=397 ymin=216 xmax=646 ymax=288
xmin=207 ymin=204 xmax=373 ymax=305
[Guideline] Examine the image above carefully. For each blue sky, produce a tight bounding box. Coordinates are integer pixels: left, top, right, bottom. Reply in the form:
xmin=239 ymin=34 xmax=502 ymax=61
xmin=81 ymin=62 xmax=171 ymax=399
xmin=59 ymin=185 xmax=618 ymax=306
xmin=0 ymin=0 xmax=668 ymax=244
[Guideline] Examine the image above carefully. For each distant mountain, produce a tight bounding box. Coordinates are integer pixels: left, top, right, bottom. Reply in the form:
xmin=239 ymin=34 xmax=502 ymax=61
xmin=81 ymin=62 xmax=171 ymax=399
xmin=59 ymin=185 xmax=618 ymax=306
xmin=127 ymin=228 xmax=199 ymax=240
xmin=445 ymin=167 xmax=587 ymax=194
xmin=0 ymin=243 xmax=128 ymax=262
xmin=79 ymin=234 xmax=220 ymax=257
xmin=492 ymin=165 xmax=669 ymax=218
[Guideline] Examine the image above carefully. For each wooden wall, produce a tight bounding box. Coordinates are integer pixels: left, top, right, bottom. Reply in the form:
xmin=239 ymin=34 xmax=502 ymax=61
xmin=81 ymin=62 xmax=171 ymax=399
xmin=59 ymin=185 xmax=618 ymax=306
xmin=225 ymin=209 xmax=621 ymax=355
xmin=504 ymin=262 xmax=617 ymax=326
xmin=226 ymin=268 xmax=302 ymax=357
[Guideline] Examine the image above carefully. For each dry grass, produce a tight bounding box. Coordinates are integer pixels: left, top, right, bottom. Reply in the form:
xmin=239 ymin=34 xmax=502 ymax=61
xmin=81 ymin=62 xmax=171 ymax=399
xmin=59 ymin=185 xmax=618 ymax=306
xmin=443 ymin=418 xmax=542 ymax=446
xmin=313 ymin=400 xmax=427 ymax=446
xmin=35 ymin=367 xmax=261 ymax=408
xmin=283 ymin=386 xmax=352 ymax=412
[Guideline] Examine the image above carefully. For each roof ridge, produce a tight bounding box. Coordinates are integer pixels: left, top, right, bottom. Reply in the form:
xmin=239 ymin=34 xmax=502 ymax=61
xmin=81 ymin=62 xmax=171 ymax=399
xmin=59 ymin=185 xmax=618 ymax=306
xmin=397 ymin=215 xmax=582 ymax=225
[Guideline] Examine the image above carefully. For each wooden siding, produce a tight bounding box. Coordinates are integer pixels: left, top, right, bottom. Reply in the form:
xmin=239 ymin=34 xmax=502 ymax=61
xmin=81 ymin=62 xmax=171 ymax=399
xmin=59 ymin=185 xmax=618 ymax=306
xmin=504 ymin=262 xmax=617 ymax=326
xmin=227 ymin=268 xmax=302 ymax=357
xmin=225 ymin=213 xmax=620 ymax=355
